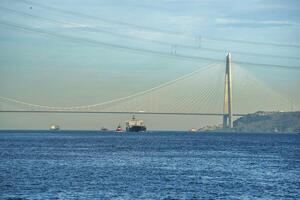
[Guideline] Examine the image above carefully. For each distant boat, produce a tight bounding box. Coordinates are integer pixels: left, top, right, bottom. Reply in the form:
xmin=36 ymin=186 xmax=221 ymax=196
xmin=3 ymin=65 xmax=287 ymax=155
xmin=188 ymin=128 xmax=197 ymax=133
xmin=101 ymin=127 xmax=109 ymax=131
xmin=126 ymin=115 xmax=146 ymax=132
xmin=116 ymin=124 xmax=123 ymax=133
xmin=49 ymin=125 xmax=60 ymax=131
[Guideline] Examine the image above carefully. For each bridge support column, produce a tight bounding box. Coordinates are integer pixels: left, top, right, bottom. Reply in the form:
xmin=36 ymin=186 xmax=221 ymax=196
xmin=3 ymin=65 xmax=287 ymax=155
xmin=223 ymin=53 xmax=233 ymax=129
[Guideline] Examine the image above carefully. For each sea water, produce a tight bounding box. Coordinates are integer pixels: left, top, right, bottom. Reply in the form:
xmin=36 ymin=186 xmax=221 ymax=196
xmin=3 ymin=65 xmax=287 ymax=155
xmin=0 ymin=131 xmax=299 ymax=199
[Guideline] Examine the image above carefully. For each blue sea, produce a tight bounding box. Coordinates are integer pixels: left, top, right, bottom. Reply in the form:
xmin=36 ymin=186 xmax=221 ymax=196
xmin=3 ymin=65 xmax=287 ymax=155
xmin=0 ymin=131 xmax=299 ymax=200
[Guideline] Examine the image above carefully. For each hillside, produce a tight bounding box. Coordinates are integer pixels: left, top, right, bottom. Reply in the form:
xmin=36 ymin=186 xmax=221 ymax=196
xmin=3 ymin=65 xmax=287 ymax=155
xmin=233 ymin=111 xmax=300 ymax=133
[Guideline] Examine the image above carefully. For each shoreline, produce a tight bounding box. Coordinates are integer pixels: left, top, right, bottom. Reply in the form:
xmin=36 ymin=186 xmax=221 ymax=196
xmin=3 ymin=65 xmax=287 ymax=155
xmin=0 ymin=129 xmax=298 ymax=134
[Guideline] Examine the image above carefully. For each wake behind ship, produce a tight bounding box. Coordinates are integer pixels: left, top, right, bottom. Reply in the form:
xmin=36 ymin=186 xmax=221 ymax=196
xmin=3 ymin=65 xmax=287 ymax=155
xmin=126 ymin=115 xmax=146 ymax=132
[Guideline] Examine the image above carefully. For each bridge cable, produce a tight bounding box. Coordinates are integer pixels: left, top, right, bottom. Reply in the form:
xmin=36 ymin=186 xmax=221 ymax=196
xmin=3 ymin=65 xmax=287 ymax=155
xmin=15 ymin=0 xmax=300 ymax=49
xmin=0 ymin=63 xmax=218 ymax=110
xmin=1 ymin=6 xmax=300 ymax=60
xmin=0 ymin=19 xmax=299 ymax=70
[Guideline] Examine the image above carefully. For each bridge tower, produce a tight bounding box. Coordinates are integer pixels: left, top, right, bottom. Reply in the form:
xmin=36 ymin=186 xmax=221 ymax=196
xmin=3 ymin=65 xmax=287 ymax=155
xmin=223 ymin=53 xmax=233 ymax=128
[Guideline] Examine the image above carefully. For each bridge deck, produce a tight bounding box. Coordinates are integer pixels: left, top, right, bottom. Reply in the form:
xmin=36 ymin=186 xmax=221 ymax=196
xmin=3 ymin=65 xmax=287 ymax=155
xmin=0 ymin=110 xmax=247 ymax=116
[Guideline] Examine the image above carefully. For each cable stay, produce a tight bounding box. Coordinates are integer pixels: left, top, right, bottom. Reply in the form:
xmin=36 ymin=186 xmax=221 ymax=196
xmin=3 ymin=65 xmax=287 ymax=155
xmin=0 ymin=63 xmax=218 ymax=110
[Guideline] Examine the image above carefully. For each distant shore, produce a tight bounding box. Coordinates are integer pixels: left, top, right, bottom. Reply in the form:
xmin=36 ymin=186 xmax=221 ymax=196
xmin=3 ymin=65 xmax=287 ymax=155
xmin=1 ymin=111 xmax=299 ymax=134
xmin=231 ymin=111 xmax=300 ymax=133
xmin=0 ymin=129 xmax=299 ymax=134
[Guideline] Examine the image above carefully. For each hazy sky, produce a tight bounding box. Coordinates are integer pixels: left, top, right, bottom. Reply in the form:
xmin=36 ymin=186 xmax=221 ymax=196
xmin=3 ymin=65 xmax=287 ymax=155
xmin=0 ymin=0 xmax=300 ymax=130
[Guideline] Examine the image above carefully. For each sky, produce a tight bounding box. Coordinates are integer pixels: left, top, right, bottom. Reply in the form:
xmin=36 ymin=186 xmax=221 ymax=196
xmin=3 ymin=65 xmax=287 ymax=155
xmin=0 ymin=0 xmax=300 ymax=130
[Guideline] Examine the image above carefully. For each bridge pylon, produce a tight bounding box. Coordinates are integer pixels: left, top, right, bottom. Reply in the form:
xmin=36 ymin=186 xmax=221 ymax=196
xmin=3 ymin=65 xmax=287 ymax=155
xmin=223 ymin=53 xmax=233 ymax=128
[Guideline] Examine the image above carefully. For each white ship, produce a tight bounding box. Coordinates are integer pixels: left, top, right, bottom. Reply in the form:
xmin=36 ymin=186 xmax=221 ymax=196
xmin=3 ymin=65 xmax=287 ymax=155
xmin=49 ymin=125 xmax=60 ymax=131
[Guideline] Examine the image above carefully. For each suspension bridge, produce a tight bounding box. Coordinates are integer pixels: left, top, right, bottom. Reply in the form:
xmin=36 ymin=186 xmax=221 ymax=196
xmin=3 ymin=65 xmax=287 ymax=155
xmin=0 ymin=53 xmax=296 ymax=129
xmin=0 ymin=0 xmax=299 ymax=129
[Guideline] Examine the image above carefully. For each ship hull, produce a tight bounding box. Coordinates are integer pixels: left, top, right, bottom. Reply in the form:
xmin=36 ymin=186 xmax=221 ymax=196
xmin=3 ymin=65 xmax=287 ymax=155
xmin=126 ymin=125 xmax=146 ymax=132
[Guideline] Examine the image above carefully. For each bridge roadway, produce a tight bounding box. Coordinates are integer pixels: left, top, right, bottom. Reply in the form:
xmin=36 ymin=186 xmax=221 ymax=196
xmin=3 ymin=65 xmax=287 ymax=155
xmin=0 ymin=110 xmax=247 ymax=117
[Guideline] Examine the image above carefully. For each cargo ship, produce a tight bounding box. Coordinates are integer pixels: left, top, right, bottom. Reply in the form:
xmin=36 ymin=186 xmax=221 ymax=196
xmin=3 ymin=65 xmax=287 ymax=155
xmin=126 ymin=115 xmax=146 ymax=132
